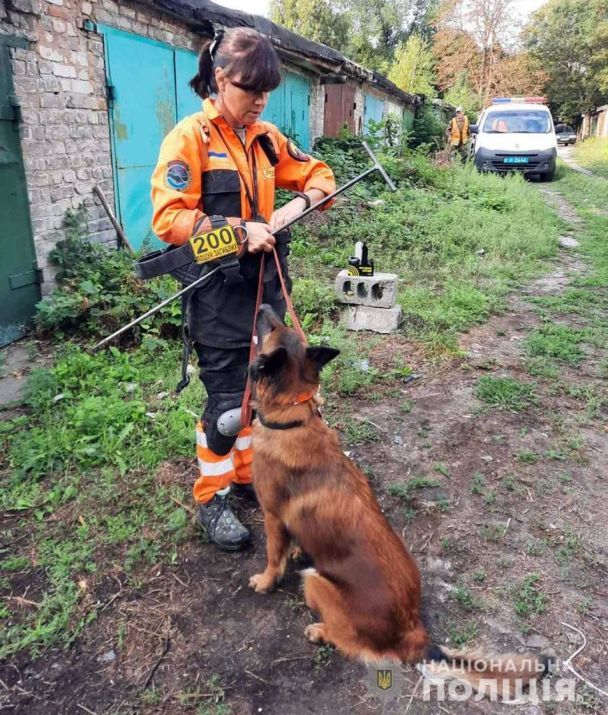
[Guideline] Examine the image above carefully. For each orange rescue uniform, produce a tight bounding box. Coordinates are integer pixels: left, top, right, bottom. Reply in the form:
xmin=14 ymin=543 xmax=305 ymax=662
xmin=150 ymin=98 xmax=336 ymax=505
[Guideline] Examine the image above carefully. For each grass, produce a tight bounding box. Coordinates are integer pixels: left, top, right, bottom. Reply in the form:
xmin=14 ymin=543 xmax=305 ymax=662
xmin=476 ymin=376 xmax=537 ymax=411
xmin=511 ymin=573 xmax=548 ymax=619
xmin=292 ymin=148 xmax=562 ymax=354
xmin=0 ymin=148 xmax=580 ymax=667
xmin=572 ymin=137 xmax=608 ymax=179
xmin=388 ymin=476 xmax=440 ymax=500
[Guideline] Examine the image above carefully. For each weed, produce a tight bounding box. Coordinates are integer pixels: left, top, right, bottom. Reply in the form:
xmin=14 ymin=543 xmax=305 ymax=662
xmin=472 ymin=569 xmax=486 ymax=583
xmin=314 ymin=643 xmax=333 ymax=670
xmin=440 ymin=536 xmax=451 ymax=551
xmin=470 ymin=472 xmax=486 ymax=495
xmin=554 ymin=527 xmax=582 ymax=566
xmin=448 ymin=622 xmax=478 ymax=647
xmin=517 ymin=451 xmax=539 ymax=464
xmin=434 ymin=462 xmax=449 ymax=477
xmin=451 ymin=584 xmax=482 ymax=611
xmin=512 ymin=574 xmax=548 ymax=618
xmin=388 ymin=476 xmax=439 ymax=500
xmin=526 ymin=540 xmax=546 ymax=557
xmin=340 ymin=417 xmax=381 ymax=445
xmin=524 ymin=324 xmax=587 ymax=366
xmin=476 ymin=376 xmax=537 ymax=411
xmin=399 ymin=399 xmax=414 ymax=413
xmin=481 ymin=524 xmax=504 ymax=542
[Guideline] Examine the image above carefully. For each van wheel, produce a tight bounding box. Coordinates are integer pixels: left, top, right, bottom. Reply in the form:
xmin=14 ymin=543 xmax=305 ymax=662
xmin=540 ymin=168 xmax=555 ymax=182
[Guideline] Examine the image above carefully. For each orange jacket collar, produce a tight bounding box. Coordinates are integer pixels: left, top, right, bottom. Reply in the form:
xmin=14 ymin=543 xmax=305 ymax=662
xmin=203 ymin=98 xmax=268 ymax=143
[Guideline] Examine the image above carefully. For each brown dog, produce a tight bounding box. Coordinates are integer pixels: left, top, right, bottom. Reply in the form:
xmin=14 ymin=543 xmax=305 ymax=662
xmin=248 ymin=304 xmax=549 ymax=693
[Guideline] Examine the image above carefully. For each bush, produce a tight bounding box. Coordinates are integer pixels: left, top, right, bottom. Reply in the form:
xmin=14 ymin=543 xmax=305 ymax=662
xmin=35 ymin=206 xmax=181 ymax=342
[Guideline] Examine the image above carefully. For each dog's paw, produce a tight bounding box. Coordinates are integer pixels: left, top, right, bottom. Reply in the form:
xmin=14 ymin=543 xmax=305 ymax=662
xmin=249 ymin=572 xmax=275 ymax=593
xmin=304 ymin=623 xmax=326 ymax=643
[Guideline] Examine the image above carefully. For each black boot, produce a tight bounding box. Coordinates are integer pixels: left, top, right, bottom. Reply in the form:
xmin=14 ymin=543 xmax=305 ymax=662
xmin=197 ymin=492 xmax=251 ymax=551
xmin=231 ymin=482 xmax=257 ymax=502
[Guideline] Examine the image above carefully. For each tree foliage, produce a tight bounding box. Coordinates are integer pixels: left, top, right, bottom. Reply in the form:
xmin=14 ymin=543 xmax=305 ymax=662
xmin=432 ymin=0 xmax=548 ymax=109
xmin=525 ymin=0 xmax=608 ymax=120
xmin=269 ymin=0 xmax=350 ymax=48
xmin=388 ymin=34 xmax=437 ymax=96
xmin=271 ymin=0 xmax=438 ymax=72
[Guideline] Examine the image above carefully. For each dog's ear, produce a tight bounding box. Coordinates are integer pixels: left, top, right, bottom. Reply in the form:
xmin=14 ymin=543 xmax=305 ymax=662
xmin=257 ymin=346 xmax=289 ymax=377
xmin=306 ymin=346 xmax=340 ymax=372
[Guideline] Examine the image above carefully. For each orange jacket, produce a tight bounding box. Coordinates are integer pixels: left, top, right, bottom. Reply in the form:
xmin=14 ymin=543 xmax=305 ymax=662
xmin=151 ymin=98 xmax=336 ymax=245
xmin=448 ymin=115 xmax=469 ymax=145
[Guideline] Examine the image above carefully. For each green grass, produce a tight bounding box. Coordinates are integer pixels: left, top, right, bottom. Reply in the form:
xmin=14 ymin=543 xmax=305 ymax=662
xmin=0 ymin=343 xmax=196 ymax=659
xmin=476 ymin=376 xmax=537 ymax=411
xmin=388 ymin=476 xmax=440 ymax=500
xmin=292 ymin=149 xmax=562 ymax=354
xmin=448 ymin=621 xmax=478 ymax=647
xmin=572 ymin=137 xmax=608 ymax=179
xmin=524 ymin=324 xmax=587 ymax=366
xmin=511 ymin=573 xmax=548 ymax=618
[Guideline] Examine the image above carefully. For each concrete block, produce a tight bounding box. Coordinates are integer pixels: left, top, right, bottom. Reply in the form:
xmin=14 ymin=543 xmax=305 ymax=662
xmin=335 ymin=270 xmax=398 ymax=309
xmin=342 ymin=305 xmax=402 ymax=334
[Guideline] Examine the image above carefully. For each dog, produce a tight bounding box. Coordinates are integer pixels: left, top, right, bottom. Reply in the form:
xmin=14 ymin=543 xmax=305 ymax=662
xmin=247 ymin=303 xmax=549 ymax=694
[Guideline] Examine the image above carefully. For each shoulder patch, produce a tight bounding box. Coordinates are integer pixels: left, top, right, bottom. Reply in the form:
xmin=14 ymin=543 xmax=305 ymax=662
xmin=165 ymin=160 xmax=191 ymax=191
xmin=287 ymin=140 xmax=309 ymax=162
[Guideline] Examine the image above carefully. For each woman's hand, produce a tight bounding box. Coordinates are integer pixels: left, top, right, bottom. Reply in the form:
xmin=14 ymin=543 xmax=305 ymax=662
xmin=269 ymin=197 xmax=307 ymax=231
xmin=245 ymin=221 xmax=276 ymax=253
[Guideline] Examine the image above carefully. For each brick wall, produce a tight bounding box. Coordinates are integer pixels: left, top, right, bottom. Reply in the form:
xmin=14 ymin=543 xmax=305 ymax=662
xmin=4 ymin=0 xmax=199 ymax=293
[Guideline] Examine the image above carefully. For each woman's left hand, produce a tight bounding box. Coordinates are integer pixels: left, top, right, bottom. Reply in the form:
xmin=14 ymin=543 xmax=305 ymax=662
xmin=269 ymin=196 xmax=307 ymax=231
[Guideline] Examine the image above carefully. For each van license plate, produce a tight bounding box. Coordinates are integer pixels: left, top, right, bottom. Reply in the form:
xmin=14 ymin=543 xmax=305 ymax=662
xmin=504 ymin=156 xmax=529 ymax=164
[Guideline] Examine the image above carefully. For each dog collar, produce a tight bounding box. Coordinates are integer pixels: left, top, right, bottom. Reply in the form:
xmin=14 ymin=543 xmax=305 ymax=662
xmin=257 ymin=412 xmax=305 ymax=430
xmin=257 ymin=391 xmax=319 ymax=430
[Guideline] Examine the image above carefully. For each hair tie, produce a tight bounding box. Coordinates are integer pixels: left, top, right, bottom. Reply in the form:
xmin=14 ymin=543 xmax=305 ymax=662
xmin=209 ymin=29 xmax=225 ymax=60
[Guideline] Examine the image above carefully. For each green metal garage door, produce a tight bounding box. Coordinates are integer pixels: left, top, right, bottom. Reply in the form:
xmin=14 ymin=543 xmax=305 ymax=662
xmin=0 ymin=40 xmax=40 ymax=347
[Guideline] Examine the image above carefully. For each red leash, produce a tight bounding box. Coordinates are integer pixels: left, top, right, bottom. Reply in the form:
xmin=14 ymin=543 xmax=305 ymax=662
xmin=240 ymin=248 xmax=306 ymax=427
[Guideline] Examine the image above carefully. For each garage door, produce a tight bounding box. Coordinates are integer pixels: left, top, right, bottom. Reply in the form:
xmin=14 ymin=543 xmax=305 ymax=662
xmin=101 ymin=26 xmax=200 ymax=250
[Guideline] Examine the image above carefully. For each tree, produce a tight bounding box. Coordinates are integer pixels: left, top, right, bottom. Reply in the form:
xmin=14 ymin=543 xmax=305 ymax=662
xmin=388 ymin=34 xmax=437 ymax=96
xmin=443 ymin=71 xmax=480 ymax=116
xmin=524 ymin=0 xmax=608 ymax=120
xmin=269 ymin=0 xmax=350 ymax=49
xmin=434 ymin=0 xmax=518 ymax=106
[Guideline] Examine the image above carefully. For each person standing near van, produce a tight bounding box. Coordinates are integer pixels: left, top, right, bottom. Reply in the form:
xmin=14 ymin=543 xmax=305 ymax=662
xmin=446 ymin=107 xmax=470 ymax=163
xmin=150 ymin=28 xmax=336 ymax=551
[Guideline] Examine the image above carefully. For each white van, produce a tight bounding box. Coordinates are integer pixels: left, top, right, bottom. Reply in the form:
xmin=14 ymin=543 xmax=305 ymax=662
xmin=471 ymin=98 xmax=557 ymax=181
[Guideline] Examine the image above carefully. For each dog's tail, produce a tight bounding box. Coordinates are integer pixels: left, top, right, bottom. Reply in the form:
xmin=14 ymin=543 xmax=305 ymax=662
xmin=417 ymin=643 xmax=552 ymax=697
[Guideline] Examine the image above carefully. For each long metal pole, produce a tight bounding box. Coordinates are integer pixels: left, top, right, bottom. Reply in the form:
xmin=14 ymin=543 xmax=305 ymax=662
xmin=91 ymin=142 xmax=396 ymax=352
xmin=91 ymin=265 xmax=222 ymax=351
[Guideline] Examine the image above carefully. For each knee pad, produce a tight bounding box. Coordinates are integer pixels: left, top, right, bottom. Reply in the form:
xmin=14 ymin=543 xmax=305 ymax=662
xmin=202 ymin=392 xmax=243 ymax=455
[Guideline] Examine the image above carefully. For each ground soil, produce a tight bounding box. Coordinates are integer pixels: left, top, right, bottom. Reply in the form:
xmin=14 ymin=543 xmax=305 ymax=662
xmin=1 ymin=187 xmax=607 ymax=714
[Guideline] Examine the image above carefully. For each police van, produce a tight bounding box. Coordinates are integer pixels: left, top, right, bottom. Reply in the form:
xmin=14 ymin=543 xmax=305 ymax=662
xmin=471 ymin=97 xmax=557 ymax=181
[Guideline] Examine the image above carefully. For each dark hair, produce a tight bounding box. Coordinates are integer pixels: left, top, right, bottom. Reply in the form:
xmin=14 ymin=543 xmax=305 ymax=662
xmin=189 ymin=28 xmax=282 ymax=99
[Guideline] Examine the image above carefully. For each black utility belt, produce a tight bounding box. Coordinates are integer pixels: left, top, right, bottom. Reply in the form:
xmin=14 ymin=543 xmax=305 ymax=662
xmin=135 ymin=215 xmax=246 ymax=282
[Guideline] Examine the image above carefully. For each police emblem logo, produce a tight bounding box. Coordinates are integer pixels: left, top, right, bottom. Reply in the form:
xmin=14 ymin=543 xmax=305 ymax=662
xmin=377 ymin=669 xmax=393 ymax=691
xmin=165 ymin=160 xmax=191 ymax=191
xmin=287 ymin=139 xmax=309 ymax=162
xmin=362 ymin=660 xmax=406 ymax=703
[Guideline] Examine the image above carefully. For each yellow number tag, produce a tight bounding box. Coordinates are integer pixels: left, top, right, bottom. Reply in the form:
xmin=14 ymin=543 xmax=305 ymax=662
xmin=189 ymin=224 xmax=240 ymax=264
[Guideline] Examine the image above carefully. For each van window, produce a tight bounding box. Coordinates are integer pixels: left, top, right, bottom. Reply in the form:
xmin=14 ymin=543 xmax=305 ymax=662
xmin=483 ymin=110 xmax=552 ymax=134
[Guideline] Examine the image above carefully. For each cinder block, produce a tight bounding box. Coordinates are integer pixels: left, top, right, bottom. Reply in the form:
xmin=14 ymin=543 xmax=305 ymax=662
xmin=342 ymin=305 xmax=402 ymax=334
xmin=334 ymin=270 xmax=398 ymax=308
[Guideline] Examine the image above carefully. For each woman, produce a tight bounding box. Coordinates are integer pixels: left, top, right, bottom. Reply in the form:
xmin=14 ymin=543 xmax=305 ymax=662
xmin=151 ymin=28 xmax=336 ymax=551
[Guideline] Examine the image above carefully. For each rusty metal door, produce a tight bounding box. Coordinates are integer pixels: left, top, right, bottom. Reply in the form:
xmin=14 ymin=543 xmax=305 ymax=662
xmin=324 ymin=84 xmax=356 ymax=137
